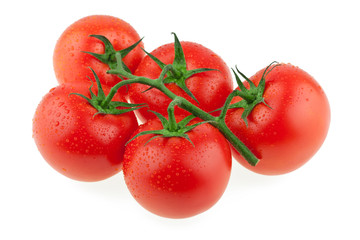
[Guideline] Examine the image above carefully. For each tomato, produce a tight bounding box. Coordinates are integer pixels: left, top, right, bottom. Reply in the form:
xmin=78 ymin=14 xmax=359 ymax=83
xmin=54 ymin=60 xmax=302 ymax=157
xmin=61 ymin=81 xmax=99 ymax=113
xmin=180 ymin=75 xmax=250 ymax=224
xmin=225 ymin=63 xmax=330 ymax=175
xmin=128 ymin=41 xmax=233 ymax=122
xmin=32 ymin=82 xmax=138 ymax=181
xmin=123 ymin=117 xmax=232 ymax=218
xmin=53 ymin=15 xmax=144 ymax=95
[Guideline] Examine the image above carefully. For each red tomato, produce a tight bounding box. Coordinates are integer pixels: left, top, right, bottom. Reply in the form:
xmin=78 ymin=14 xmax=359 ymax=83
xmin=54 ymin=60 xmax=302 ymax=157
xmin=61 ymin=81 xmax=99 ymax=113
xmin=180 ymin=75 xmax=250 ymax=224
xmin=33 ymin=82 xmax=138 ymax=181
xmin=53 ymin=15 xmax=144 ymax=95
xmin=123 ymin=117 xmax=232 ymax=218
xmin=225 ymin=64 xmax=330 ymax=175
xmin=128 ymin=41 xmax=233 ymax=122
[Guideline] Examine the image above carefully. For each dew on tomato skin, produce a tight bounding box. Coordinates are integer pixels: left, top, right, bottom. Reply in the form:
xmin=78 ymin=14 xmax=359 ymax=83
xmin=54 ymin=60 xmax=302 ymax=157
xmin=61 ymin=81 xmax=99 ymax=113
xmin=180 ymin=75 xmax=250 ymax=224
xmin=47 ymin=109 xmax=53 ymax=116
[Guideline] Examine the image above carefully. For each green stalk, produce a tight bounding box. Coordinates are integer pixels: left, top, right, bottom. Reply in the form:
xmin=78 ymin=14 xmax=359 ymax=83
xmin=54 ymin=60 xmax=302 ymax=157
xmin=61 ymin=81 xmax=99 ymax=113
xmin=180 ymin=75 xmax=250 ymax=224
xmin=165 ymin=94 xmax=259 ymax=166
xmin=106 ymin=52 xmax=259 ymax=166
xmin=167 ymin=100 xmax=180 ymax=132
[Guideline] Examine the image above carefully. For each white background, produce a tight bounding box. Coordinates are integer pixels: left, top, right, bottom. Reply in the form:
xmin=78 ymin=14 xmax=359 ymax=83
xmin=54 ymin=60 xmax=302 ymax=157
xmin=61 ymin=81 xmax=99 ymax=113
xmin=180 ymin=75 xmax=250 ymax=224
xmin=1 ymin=0 xmax=359 ymax=239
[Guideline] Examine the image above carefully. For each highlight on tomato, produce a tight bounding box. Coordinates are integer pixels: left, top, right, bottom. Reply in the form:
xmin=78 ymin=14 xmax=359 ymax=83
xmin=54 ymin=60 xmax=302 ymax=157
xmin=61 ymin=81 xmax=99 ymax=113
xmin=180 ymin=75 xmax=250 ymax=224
xmin=33 ymin=70 xmax=142 ymax=181
xmin=53 ymin=15 xmax=144 ymax=96
xmin=225 ymin=63 xmax=330 ymax=175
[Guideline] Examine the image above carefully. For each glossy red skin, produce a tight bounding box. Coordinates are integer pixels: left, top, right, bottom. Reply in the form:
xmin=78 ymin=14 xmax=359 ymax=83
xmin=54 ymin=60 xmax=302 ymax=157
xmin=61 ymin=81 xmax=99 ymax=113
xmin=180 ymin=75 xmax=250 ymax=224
xmin=53 ymin=15 xmax=144 ymax=96
xmin=123 ymin=118 xmax=232 ymax=218
xmin=226 ymin=64 xmax=330 ymax=175
xmin=33 ymin=83 xmax=138 ymax=181
xmin=128 ymin=41 xmax=233 ymax=122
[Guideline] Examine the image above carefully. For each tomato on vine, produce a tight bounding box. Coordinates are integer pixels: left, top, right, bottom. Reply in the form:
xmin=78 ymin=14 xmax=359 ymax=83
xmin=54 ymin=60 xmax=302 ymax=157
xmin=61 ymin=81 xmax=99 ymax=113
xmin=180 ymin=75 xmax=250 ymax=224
xmin=35 ymin=13 xmax=332 ymax=218
xmin=225 ymin=63 xmax=330 ymax=175
xmin=128 ymin=33 xmax=233 ymax=122
xmin=123 ymin=102 xmax=232 ymax=218
xmin=33 ymin=69 xmax=142 ymax=181
xmin=53 ymin=15 xmax=144 ymax=96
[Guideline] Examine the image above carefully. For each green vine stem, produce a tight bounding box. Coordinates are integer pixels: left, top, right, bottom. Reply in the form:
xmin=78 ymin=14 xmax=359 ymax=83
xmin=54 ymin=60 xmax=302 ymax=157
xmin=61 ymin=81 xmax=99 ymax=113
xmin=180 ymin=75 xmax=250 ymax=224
xmin=105 ymin=52 xmax=259 ymax=166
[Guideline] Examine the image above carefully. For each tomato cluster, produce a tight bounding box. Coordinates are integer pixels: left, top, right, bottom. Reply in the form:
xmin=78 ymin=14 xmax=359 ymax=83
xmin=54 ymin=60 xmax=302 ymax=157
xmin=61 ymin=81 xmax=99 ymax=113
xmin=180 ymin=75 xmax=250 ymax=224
xmin=33 ymin=15 xmax=330 ymax=219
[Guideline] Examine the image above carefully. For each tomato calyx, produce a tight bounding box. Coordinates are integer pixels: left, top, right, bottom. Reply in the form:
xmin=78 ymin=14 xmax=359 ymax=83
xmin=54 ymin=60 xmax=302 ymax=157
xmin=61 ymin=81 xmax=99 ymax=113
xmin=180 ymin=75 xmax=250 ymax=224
xmin=225 ymin=62 xmax=280 ymax=125
xmin=83 ymin=35 xmax=143 ymax=73
xmin=70 ymin=68 xmax=146 ymax=116
xmin=141 ymin=33 xmax=217 ymax=104
xmin=127 ymin=98 xmax=209 ymax=146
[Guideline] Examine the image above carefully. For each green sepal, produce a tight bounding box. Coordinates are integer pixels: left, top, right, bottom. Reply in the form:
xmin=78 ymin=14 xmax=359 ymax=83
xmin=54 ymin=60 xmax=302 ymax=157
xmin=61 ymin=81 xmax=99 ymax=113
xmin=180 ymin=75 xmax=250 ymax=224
xmin=141 ymin=33 xmax=217 ymax=104
xmin=142 ymin=48 xmax=166 ymax=69
xmin=177 ymin=115 xmax=196 ymax=128
xmin=216 ymin=62 xmax=279 ymax=126
xmin=236 ymin=62 xmax=279 ymax=125
xmin=70 ymin=68 xmax=146 ymax=116
xmin=172 ymin=32 xmax=187 ymax=72
xmin=165 ymin=76 xmax=198 ymax=105
xmin=93 ymin=101 xmax=146 ymax=116
xmin=126 ymin=128 xmax=194 ymax=147
xmin=126 ymin=100 xmax=209 ymax=146
xmin=83 ymin=35 xmax=143 ymax=72
xmin=148 ymin=110 xmax=169 ymax=129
